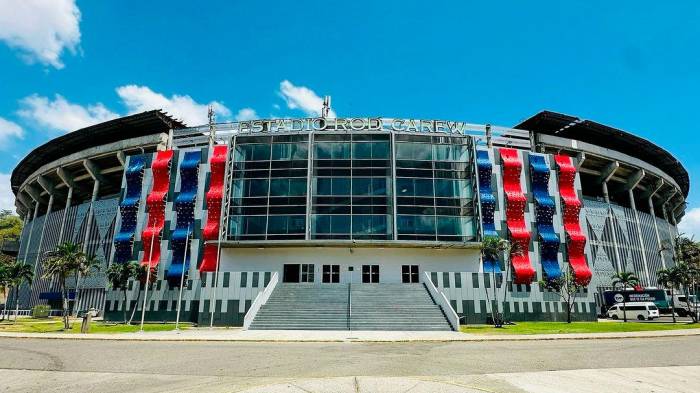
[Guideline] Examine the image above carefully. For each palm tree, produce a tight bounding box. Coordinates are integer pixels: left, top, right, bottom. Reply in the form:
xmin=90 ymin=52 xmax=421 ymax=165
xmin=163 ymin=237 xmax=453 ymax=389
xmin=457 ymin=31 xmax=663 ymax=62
xmin=611 ymin=271 xmax=639 ymax=322
xmin=0 ymin=260 xmax=9 ymax=321
xmin=73 ymin=254 xmax=102 ymax=316
xmin=6 ymin=262 xmax=34 ymax=323
xmin=480 ymin=237 xmax=510 ymax=327
xmin=43 ymin=242 xmax=85 ymax=329
xmin=674 ymin=262 xmax=700 ymax=323
xmin=106 ymin=261 xmax=138 ymax=324
xmin=657 ymin=268 xmax=677 ymax=323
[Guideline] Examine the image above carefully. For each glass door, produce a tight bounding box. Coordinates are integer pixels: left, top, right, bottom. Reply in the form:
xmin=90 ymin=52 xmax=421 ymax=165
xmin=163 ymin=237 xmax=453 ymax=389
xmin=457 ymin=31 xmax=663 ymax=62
xmin=301 ymin=264 xmax=315 ymax=283
xmin=402 ymin=265 xmax=419 ymax=283
xmin=362 ymin=265 xmax=379 ymax=283
xmin=322 ymin=265 xmax=340 ymax=283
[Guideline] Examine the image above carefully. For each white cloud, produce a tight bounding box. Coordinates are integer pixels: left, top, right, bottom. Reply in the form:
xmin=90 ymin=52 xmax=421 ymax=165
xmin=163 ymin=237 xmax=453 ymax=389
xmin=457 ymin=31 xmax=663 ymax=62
xmin=116 ymin=85 xmax=231 ymax=125
xmin=0 ymin=0 xmax=81 ymax=69
xmin=235 ymin=108 xmax=258 ymax=121
xmin=17 ymin=94 xmax=118 ymax=133
xmin=279 ymin=80 xmax=335 ymax=117
xmin=0 ymin=173 xmax=16 ymax=212
xmin=0 ymin=117 xmax=24 ymax=145
xmin=678 ymin=207 xmax=700 ymax=240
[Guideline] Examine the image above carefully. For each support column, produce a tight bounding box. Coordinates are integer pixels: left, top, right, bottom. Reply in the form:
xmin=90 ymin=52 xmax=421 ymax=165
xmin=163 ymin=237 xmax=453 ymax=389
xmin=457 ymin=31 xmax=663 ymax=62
xmin=22 ymin=187 xmax=42 ymax=265
xmin=56 ymin=167 xmax=76 ymax=244
xmin=626 ymin=170 xmax=650 ymax=285
xmin=75 ymin=159 xmax=103 ymax=314
xmin=600 ymin=162 xmax=622 ymax=273
xmin=31 ymin=176 xmax=56 ymax=305
xmin=646 ymin=180 xmax=666 ymax=268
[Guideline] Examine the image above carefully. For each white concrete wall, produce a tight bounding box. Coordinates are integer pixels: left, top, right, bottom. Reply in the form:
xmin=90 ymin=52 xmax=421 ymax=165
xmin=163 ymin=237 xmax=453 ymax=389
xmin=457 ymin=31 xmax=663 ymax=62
xmin=219 ymin=247 xmax=481 ymax=284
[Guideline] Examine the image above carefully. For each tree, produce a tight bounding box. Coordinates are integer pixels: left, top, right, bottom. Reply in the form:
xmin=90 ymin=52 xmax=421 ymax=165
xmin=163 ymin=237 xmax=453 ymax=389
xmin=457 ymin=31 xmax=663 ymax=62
xmin=657 ymin=268 xmax=677 ymax=323
xmin=128 ymin=264 xmax=157 ymax=325
xmin=5 ymin=261 xmax=33 ymax=323
xmin=0 ymin=210 xmax=23 ymax=241
xmin=480 ymin=237 xmax=512 ymax=327
xmin=106 ymin=261 xmax=138 ymax=324
xmin=43 ymin=242 xmax=85 ymax=329
xmin=674 ymin=262 xmax=700 ymax=323
xmin=0 ymin=254 xmax=14 ymax=321
xmin=611 ymin=271 xmax=640 ymax=322
xmin=539 ymin=267 xmax=586 ymax=323
xmin=72 ymin=254 xmax=102 ymax=317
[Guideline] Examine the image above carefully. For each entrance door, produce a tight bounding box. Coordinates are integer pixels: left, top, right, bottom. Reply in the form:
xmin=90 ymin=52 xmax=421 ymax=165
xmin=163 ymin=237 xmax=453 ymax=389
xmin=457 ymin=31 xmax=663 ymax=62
xmin=283 ymin=264 xmax=300 ymax=283
xmin=402 ymin=265 xmax=419 ymax=283
xmin=362 ymin=265 xmax=379 ymax=283
xmin=322 ymin=265 xmax=340 ymax=283
xmin=301 ymin=264 xmax=315 ymax=283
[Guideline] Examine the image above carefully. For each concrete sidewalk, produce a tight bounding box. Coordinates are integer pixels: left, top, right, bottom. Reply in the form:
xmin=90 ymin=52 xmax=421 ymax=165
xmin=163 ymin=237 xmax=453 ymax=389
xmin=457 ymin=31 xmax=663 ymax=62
xmin=1 ymin=327 xmax=700 ymax=342
xmin=1 ymin=366 xmax=698 ymax=392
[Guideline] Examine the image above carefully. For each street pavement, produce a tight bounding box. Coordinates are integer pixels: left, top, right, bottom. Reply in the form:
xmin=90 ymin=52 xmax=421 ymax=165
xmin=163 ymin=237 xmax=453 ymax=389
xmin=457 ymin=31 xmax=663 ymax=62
xmin=0 ymin=336 xmax=699 ymax=392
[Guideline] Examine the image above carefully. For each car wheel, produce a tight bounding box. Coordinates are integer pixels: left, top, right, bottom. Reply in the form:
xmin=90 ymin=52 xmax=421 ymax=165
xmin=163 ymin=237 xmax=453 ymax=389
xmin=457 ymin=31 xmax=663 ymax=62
xmin=637 ymin=315 xmax=645 ymax=321
xmin=611 ymin=315 xmax=619 ymax=320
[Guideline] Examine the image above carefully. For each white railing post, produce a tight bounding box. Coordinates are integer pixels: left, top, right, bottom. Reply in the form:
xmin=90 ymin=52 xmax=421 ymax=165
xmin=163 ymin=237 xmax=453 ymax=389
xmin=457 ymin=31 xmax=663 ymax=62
xmin=243 ymin=272 xmax=278 ymax=329
xmin=423 ymin=272 xmax=460 ymax=331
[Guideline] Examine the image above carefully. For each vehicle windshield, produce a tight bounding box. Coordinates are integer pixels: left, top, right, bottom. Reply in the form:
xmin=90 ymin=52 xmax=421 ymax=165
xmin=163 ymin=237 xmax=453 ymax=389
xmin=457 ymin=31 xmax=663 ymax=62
xmin=648 ymin=305 xmax=658 ymax=310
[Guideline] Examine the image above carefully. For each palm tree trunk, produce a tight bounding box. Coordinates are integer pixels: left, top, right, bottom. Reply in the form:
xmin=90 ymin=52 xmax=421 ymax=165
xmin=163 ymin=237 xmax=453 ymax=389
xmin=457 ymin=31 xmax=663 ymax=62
xmin=492 ymin=271 xmax=500 ymax=327
xmin=670 ymin=288 xmax=676 ymax=323
xmin=72 ymin=272 xmax=80 ymax=317
xmin=122 ymin=289 xmax=128 ymax=324
xmin=61 ymin=278 xmax=70 ymax=330
xmin=12 ymin=287 xmax=19 ymax=324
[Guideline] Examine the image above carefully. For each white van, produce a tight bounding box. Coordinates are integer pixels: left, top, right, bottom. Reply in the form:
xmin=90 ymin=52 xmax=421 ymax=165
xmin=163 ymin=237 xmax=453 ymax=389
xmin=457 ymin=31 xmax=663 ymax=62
xmin=607 ymin=302 xmax=659 ymax=320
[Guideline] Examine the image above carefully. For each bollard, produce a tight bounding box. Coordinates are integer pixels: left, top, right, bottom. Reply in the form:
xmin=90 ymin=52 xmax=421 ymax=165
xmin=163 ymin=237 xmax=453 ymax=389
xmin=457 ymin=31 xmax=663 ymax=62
xmin=80 ymin=307 xmax=96 ymax=333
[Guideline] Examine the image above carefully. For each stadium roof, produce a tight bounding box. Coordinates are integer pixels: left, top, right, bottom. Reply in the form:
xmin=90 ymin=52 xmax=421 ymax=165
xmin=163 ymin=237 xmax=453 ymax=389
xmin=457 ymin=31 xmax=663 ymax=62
xmin=11 ymin=110 xmax=186 ymax=193
xmin=515 ymin=110 xmax=689 ymax=197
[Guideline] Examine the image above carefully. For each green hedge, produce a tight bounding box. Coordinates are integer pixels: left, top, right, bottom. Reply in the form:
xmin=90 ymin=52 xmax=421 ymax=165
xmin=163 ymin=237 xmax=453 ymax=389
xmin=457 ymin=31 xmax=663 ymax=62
xmin=32 ymin=305 xmax=51 ymax=318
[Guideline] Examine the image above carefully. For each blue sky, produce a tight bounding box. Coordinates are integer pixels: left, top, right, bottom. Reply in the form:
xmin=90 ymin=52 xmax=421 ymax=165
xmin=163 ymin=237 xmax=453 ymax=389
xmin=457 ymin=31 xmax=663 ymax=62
xmin=0 ymin=1 xmax=698 ymax=233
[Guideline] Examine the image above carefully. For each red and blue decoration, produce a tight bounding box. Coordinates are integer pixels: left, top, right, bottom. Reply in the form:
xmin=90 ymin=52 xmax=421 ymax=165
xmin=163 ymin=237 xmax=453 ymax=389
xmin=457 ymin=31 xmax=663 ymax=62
xmin=528 ymin=154 xmax=561 ymax=281
xmin=199 ymin=145 xmax=228 ymax=272
xmin=114 ymin=156 xmax=146 ymax=263
xmin=554 ymin=154 xmax=592 ymax=286
xmin=141 ymin=150 xmax=174 ymax=270
xmin=167 ymin=151 xmax=200 ymax=285
xmin=500 ymin=148 xmax=536 ymax=284
xmin=476 ymin=149 xmax=500 ymax=273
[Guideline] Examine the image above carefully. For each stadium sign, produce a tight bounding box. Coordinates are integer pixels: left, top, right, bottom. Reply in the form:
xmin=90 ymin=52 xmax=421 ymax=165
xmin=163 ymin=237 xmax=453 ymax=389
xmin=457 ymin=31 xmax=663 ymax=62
xmin=236 ymin=117 xmax=478 ymax=134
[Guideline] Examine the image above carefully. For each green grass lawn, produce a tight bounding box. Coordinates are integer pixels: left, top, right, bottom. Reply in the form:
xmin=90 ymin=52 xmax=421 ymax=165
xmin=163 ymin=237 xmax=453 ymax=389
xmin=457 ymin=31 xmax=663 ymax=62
xmin=460 ymin=321 xmax=700 ymax=335
xmin=0 ymin=317 xmax=187 ymax=334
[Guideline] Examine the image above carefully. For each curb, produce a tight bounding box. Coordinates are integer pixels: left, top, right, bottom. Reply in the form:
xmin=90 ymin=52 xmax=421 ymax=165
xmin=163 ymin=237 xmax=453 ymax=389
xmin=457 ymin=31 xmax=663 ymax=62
xmin=0 ymin=328 xmax=699 ymax=343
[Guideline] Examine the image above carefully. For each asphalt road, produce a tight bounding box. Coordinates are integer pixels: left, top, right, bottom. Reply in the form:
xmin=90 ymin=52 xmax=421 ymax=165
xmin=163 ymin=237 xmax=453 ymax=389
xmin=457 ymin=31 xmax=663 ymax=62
xmin=0 ymin=336 xmax=699 ymax=392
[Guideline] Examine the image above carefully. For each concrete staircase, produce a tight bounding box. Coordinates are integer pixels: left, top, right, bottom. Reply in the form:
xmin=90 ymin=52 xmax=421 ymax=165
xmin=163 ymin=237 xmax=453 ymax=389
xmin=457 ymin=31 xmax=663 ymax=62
xmin=350 ymin=284 xmax=452 ymax=331
xmin=249 ymin=284 xmax=349 ymax=330
xmin=249 ymin=283 xmax=452 ymax=331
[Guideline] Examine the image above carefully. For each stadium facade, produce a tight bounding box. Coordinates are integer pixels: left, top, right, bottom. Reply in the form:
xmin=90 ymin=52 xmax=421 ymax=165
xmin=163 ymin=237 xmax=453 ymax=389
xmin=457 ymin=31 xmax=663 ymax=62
xmin=10 ymin=109 xmax=688 ymax=330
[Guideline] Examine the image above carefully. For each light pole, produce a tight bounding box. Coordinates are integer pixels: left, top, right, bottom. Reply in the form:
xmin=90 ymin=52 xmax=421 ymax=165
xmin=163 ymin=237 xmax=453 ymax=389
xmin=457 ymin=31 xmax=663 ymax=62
xmin=139 ymin=225 xmax=156 ymax=332
xmin=175 ymin=225 xmax=191 ymax=332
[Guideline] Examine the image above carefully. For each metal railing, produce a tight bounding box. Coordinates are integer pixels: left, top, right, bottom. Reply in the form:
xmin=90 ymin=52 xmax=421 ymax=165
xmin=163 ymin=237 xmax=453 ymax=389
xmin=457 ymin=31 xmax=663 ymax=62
xmin=347 ymin=283 xmax=352 ymax=330
xmin=423 ymin=272 xmax=460 ymax=331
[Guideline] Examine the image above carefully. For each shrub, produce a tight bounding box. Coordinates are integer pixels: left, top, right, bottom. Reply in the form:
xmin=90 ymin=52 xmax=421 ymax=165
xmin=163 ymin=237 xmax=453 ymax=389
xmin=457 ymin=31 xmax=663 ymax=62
xmin=32 ymin=304 xmax=51 ymax=318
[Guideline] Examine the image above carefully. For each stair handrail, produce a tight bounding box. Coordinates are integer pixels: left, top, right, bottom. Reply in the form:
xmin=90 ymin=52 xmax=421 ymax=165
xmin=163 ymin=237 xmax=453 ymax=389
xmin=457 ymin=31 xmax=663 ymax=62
xmin=347 ymin=283 xmax=352 ymax=330
xmin=243 ymin=272 xmax=279 ymax=329
xmin=423 ymin=272 xmax=460 ymax=331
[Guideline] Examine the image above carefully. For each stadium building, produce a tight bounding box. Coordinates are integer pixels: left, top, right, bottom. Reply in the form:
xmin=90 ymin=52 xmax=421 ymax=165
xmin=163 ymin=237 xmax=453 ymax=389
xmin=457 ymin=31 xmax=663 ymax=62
xmin=10 ymin=107 xmax=688 ymax=330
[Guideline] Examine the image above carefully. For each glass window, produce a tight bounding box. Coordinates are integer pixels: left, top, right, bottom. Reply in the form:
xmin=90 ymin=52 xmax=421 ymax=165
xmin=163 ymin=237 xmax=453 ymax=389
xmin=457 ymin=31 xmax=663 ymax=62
xmin=398 ymin=215 xmax=435 ymax=235
xmin=270 ymin=179 xmax=307 ymax=196
xmin=331 ymin=215 xmax=351 ymax=233
xmin=371 ymin=178 xmax=387 ymax=196
xmin=352 ymin=143 xmax=372 ymax=159
xmin=315 ymin=142 xmax=350 ymax=159
xmin=332 ymin=178 xmax=350 ymax=195
xmin=268 ymin=215 xmax=305 ymax=234
xmin=246 ymin=179 xmax=268 ymax=197
xmin=243 ymin=216 xmax=266 ymax=234
xmin=414 ymin=179 xmax=434 ymax=197
xmin=352 ymin=178 xmax=372 ymax=195
xmin=436 ymin=216 xmax=461 ymax=235
xmin=396 ymin=143 xmax=432 ymax=160
xmin=272 ymin=143 xmax=308 ymax=160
